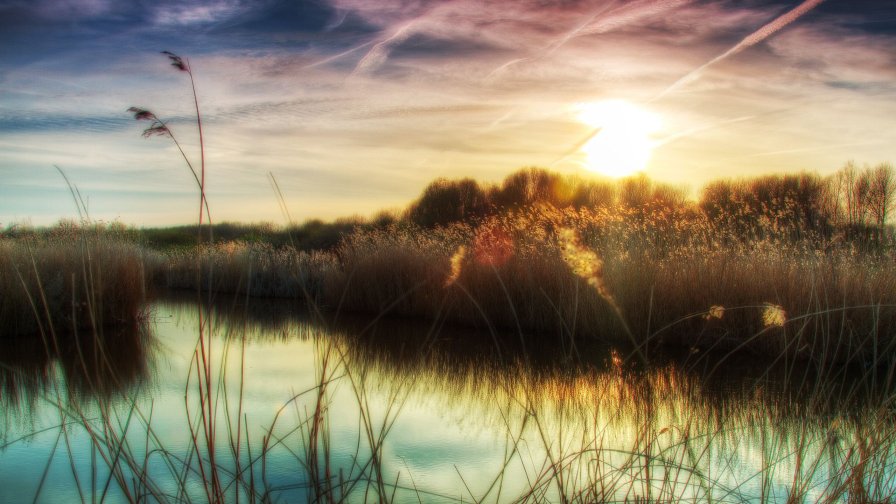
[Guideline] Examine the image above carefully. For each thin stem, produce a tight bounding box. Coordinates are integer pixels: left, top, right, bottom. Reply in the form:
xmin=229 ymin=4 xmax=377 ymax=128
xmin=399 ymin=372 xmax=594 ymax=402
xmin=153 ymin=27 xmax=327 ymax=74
xmin=186 ymin=61 xmax=210 ymax=244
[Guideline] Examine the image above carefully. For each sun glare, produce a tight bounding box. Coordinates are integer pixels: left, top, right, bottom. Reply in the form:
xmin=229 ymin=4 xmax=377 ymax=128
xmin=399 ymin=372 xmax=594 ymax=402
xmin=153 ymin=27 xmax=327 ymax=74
xmin=575 ymin=100 xmax=661 ymax=178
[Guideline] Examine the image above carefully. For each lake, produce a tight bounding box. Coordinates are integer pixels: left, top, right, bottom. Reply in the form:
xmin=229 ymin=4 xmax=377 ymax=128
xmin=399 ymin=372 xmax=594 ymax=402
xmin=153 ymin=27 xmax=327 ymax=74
xmin=2 ymin=293 xmax=894 ymax=503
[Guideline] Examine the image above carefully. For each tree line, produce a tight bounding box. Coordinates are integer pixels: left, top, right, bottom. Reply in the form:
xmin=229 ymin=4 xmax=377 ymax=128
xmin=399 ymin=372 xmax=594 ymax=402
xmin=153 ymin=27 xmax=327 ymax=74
xmin=405 ymin=162 xmax=895 ymax=239
xmin=5 ymin=162 xmax=892 ymax=249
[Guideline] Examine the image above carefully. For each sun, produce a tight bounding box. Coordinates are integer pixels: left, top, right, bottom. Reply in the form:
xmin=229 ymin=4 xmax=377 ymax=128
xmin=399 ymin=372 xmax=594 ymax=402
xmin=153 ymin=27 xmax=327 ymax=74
xmin=575 ymin=100 xmax=661 ymax=178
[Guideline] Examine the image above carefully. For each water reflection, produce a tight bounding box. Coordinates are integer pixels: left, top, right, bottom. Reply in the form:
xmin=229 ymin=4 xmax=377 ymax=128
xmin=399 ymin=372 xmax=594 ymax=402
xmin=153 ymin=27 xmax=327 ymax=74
xmin=328 ymin=315 xmax=896 ymax=501
xmin=165 ymin=293 xmax=896 ymax=501
xmin=1 ymin=323 xmax=151 ymax=424
xmin=2 ymin=293 xmax=895 ymax=502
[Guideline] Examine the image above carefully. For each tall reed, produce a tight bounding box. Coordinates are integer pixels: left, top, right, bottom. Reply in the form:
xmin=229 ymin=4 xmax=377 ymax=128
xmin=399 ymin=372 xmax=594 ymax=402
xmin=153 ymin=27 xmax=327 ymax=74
xmin=0 ymin=232 xmax=149 ymax=337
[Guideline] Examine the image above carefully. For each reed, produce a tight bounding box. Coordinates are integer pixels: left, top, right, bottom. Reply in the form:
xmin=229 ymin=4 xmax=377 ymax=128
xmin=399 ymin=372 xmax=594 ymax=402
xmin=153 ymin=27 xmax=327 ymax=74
xmin=315 ymin=205 xmax=896 ymax=364
xmin=0 ymin=233 xmax=151 ymax=337
xmin=143 ymin=200 xmax=896 ymax=364
xmin=164 ymin=241 xmax=339 ymax=300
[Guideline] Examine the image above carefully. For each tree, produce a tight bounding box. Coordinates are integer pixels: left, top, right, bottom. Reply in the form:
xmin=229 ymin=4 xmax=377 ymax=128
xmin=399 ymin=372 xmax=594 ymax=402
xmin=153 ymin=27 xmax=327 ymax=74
xmin=493 ymin=167 xmax=561 ymax=208
xmin=406 ymin=178 xmax=489 ymax=228
xmin=867 ymin=162 xmax=895 ymax=230
xmin=493 ymin=168 xmax=620 ymax=209
xmin=835 ymin=161 xmax=872 ymax=228
xmin=619 ymin=173 xmax=652 ymax=208
xmin=699 ymin=173 xmax=831 ymax=238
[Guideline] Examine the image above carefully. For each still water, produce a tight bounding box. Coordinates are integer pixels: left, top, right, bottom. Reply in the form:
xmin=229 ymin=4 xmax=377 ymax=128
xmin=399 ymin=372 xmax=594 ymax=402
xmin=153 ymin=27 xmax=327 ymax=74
xmin=1 ymin=294 xmax=895 ymax=503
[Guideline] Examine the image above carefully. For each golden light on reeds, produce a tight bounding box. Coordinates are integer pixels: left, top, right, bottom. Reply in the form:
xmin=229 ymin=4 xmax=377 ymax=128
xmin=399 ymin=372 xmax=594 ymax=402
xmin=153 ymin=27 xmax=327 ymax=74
xmin=705 ymin=305 xmax=725 ymax=320
xmin=557 ymin=227 xmax=619 ymax=311
xmin=762 ymin=303 xmax=787 ymax=327
xmin=472 ymin=226 xmax=513 ymax=267
xmin=444 ymin=245 xmax=467 ymax=287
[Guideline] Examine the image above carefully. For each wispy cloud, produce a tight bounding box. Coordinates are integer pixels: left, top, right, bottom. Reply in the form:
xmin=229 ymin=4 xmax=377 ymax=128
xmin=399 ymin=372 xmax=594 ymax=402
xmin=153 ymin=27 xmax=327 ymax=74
xmin=351 ymin=20 xmax=418 ymax=76
xmin=768 ymin=24 xmax=896 ymax=85
xmin=303 ymin=39 xmax=377 ymax=69
xmin=654 ymin=0 xmax=827 ymax=100
xmin=747 ymin=140 xmax=883 ymax=158
xmin=28 ymin=0 xmax=116 ymax=21
xmin=577 ymin=0 xmax=692 ymax=37
xmin=151 ymin=1 xmax=247 ymax=26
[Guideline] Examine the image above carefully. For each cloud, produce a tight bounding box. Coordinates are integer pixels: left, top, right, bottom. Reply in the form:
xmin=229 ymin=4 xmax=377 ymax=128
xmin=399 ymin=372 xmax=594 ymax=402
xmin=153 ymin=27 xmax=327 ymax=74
xmin=0 ymin=111 xmax=128 ymax=134
xmin=151 ymin=1 xmax=247 ymax=27
xmin=351 ymin=20 xmax=417 ymax=76
xmin=216 ymin=0 xmax=343 ymax=34
xmin=341 ymin=0 xmax=600 ymax=77
xmin=654 ymin=0 xmax=827 ymax=100
xmin=767 ymin=24 xmax=896 ymax=86
xmin=20 ymin=0 xmax=116 ymax=21
xmin=576 ymin=0 xmax=692 ymax=37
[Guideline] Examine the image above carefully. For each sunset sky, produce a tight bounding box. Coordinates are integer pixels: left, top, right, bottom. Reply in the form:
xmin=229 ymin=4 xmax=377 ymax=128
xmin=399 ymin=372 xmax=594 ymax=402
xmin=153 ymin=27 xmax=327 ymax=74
xmin=1 ymin=0 xmax=894 ymax=227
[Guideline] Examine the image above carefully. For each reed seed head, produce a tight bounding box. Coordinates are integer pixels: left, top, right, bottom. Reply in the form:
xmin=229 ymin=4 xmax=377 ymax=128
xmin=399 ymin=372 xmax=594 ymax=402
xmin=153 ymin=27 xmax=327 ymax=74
xmin=162 ymin=50 xmax=189 ymax=72
xmin=141 ymin=125 xmax=172 ymax=138
xmin=128 ymin=107 xmax=156 ymax=121
xmin=762 ymin=303 xmax=787 ymax=327
xmin=128 ymin=107 xmax=171 ymax=138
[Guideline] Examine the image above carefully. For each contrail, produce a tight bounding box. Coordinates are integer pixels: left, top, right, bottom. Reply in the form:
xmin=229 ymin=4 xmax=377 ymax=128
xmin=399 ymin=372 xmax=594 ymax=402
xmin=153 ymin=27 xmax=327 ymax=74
xmin=302 ymin=40 xmax=377 ymax=70
xmin=482 ymin=109 xmax=516 ymax=132
xmin=653 ymin=0 xmax=826 ymax=101
xmin=548 ymin=126 xmax=603 ymax=168
xmin=351 ymin=21 xmax=417 ymax=77
xmin=553 ymin=0 xmax=825 ymax=166
xmin=482 ymin=5 xmax=608 ymax=83
xmin=747 ymin=140 xmax=880 ymax=158
xmin=541 ymin=3 xmax=615 ymax=56
xmin=653 ymin=115 xmax=757 ymax=149
xmin=485 ymin=0 xmax=688 ymax=84
xmin=483 ymin=57 xmax=531 ymax=83
xmin=577 ymin=0 xmax=691 ymax=37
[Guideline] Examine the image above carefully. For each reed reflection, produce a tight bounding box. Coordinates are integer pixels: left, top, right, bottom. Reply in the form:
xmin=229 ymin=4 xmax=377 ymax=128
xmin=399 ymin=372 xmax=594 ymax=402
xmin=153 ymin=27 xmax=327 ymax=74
xmin=122 ymin=294 xmax=896 ymax=501
xmin=161 ymin=292 xmax=896 ymax=423
xmin=0 ymin=322 xmax=152 ymax=425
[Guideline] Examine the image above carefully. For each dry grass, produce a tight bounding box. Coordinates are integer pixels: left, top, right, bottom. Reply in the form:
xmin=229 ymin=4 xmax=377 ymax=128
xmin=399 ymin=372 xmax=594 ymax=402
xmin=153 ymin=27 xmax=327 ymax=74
xmin=315 ymin=205 xmax=896 ymax=364
xmin=0 ymin=232 xmax=153 ymax=337
xmin=14 ymin=202 xmax=887 ymax=364
xmin=164 ymin=241 xmax=339 ymax=300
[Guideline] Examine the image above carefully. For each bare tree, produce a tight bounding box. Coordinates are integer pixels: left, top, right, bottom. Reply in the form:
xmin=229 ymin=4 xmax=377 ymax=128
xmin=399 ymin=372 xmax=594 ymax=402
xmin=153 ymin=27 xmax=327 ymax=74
xmin=619 ymin=173 xmax=653 ymax=208
xmin=867 ymin=162 xmax=895 ymax=229
xmin=834 ymin=161 xmax=872 ymax=228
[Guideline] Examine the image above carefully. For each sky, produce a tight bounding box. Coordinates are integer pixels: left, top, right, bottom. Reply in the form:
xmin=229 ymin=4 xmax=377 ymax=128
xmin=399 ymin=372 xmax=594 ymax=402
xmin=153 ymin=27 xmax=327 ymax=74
xmin=1 ymin=0 xmax=894 ymax=227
